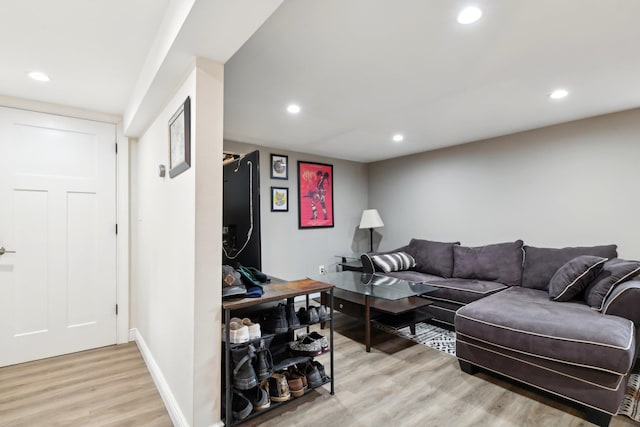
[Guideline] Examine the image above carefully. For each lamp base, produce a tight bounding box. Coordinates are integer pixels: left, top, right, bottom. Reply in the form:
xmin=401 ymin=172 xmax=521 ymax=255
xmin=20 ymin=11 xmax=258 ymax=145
xmin=369 ymin=228 xmax=374 ymax=253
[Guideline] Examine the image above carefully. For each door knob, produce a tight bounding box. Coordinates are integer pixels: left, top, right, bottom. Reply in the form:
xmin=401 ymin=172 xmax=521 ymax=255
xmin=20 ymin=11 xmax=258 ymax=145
xmin=0 ymin=246 xmax=16 ymax=256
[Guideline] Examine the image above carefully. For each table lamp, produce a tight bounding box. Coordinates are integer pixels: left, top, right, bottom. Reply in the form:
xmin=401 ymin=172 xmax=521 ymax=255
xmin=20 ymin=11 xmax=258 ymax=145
xmin=359 ymin=209 xmax=384 ymax=252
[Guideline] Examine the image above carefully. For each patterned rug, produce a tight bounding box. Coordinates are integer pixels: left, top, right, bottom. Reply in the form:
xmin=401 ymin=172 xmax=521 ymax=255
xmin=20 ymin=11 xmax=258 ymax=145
xmin=376 ymin=321 xmax=640 ymax=421
xmin=619 ymin=366 xmax=640 ymax=421
xmin=372 ymin=321 xmax=457 ymax=356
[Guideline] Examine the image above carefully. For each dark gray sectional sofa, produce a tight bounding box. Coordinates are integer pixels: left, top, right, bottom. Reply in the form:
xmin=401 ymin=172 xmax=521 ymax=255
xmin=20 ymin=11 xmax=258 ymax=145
xmin=362 ymin=239 xmax=640 ymax=426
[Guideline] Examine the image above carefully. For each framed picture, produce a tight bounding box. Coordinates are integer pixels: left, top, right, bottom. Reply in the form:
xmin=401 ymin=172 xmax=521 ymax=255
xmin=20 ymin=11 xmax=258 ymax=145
xmin=169 ymin=96 xmax=191 ymax=178
xmin=297 ymin=161 xmax=334 ymax=228
xmin=270 ymin=154 xmax=288 ymax=180
xmin=271 ymin=186 xmax=289 ymax=212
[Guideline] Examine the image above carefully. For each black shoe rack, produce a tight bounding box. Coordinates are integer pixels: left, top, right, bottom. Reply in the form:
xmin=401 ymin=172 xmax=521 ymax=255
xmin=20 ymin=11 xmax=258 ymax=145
xmin=222 ymin=279 xmax=335 ymax=426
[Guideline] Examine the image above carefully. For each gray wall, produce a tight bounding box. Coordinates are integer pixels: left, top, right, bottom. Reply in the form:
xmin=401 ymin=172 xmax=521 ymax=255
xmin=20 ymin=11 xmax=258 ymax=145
xmin=368 ymin=108 xmax=640 ymax=259
xmin=224 ymin=140 xmax=370 ymax=280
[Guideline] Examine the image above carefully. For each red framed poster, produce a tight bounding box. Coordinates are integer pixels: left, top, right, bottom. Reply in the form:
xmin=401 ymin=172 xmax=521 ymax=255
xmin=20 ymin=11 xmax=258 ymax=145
xmin=297 ymin=161 xmax=334 ymax=229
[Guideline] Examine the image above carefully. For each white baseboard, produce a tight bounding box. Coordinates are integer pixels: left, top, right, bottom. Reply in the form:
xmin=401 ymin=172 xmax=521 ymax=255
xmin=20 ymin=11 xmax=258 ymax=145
xmin=129 ymin=328 xmax=190 ymax=427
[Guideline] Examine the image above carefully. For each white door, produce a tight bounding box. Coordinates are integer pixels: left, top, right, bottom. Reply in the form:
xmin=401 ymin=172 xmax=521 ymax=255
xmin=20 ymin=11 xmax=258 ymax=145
xmin=0 ymin=107 xmax=117 ymax=367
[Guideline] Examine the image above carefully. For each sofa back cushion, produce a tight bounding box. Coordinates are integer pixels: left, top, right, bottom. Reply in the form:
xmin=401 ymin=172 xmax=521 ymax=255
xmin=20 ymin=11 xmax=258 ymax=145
xmin=452 ymin=240 xmax=524 ymax=286
xmin=407 ymin=238 xmax=459 ymax=278
xmin=521 ymin=244 xmax=618 ymax=290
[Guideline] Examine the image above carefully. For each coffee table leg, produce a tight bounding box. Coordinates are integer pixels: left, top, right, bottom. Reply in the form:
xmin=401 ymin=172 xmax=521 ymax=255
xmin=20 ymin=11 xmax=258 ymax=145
xmin=365 ymin=295 xmax=371 ymax=352
xmin=410 ymin=322 xmax=416 ymax=335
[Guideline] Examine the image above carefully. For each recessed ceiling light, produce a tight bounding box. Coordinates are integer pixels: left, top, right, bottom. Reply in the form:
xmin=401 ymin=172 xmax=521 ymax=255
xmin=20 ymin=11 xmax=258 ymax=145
xmin=392 ymin=134 xmax=404 ymax=143
xmin=287 ymin=104 xmax=301 ymax=114
xmin=28 ymin=71 xmax=50 ymax=82
xmin=549 ymin=89 xmax=569 ymax=99
xmin=457 ymin=6 xmax=482 ymax=24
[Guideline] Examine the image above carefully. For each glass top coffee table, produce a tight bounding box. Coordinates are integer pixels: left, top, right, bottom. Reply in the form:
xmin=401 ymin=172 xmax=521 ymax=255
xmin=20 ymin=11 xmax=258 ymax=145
xmin=312 ymin=271 xmax=438 ymax=352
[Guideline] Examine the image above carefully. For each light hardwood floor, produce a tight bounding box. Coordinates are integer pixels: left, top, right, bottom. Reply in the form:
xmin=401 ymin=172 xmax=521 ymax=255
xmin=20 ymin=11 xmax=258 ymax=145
xmin=1 ymin=315 xmax=637 ymax=427
xmin=0 ymin=342 xmax=172 ymax=427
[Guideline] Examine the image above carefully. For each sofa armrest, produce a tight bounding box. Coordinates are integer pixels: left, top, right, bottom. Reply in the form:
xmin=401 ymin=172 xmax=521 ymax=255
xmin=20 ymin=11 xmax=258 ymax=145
xmin=602 ymin=280 xmax=640 ymax=326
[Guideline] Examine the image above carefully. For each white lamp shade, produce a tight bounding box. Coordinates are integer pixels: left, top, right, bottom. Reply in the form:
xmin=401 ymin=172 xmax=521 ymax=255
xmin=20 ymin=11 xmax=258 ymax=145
xmin=359 ymin=209 xmax=384 ymax=229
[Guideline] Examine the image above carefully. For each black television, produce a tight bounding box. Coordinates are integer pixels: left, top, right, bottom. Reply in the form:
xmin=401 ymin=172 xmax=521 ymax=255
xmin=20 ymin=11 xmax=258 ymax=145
xmin=222 ymin=150 xmax=261 ymax=270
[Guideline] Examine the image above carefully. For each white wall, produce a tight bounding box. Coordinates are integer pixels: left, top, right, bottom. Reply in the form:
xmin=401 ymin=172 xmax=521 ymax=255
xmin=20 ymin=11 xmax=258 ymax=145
xmin=130 ymin=59 xmax=222 ymax=426
xmin=369 ymin=108 xmax=640 ymax=260
xmin=223 ymin=140 xmax=369 ymax=279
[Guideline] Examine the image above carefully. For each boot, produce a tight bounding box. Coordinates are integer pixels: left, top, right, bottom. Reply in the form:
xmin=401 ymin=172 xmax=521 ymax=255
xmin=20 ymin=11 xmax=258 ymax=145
xmin=254 ymin=336 xmax=274 ymax=381
xmin=232 ymin=344 xmax=258 ymax=390
xmin=286 ymin=301 xmax=301 ymax=329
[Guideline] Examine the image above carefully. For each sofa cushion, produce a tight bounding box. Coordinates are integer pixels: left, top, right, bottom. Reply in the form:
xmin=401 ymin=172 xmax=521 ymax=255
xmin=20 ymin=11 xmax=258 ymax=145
xmin=370 ymin=251 xmax=416 ymax=273
xmin=407 ymin=239 xmax=459 ymax=278
xmin=452 ymin=240 xmax=524 ymax=286
xmin=455 ymin=287 xmax=635 ymax=374
xmin=548 ymin=255 xmax=607 ymax=301
xmin=521 ymin=244 xmax=618 ymax=290
xmin=422 ymin=278 xmax=507 ymax=305
xmin=584 ymin=258 xmax=640 ymax=311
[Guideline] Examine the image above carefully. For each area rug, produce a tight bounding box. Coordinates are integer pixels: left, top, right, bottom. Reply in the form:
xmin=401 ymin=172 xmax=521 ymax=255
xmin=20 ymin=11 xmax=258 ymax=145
xmin=372 ymin=321 xmax=456 ymax=356
xmin=619 ymin=366 xmax=640 ymax=421
xmin=376 ymin=321 xmax=640 ymax=421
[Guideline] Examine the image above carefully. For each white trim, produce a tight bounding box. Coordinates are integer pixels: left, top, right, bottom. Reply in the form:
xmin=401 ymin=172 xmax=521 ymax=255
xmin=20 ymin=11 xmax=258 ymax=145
xmin=116 ymin=125 xmax=130 ymax=344
xmin=456 ymin=312 xmax=635 ymax=351
xmin=459 ymin=339 xmax=626 ymax=391
xmin=129 ymin=328 xmax=190 ymax=427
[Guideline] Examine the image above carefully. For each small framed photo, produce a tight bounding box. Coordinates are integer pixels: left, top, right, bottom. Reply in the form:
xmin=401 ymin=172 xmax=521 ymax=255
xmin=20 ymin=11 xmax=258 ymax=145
xmin=270 ymin=154 xmax=288 ymax=180
xmin=271 ymin=186 xmax=289 ymax=212
xmin=169 ymin=96 xmax=191 ymax=178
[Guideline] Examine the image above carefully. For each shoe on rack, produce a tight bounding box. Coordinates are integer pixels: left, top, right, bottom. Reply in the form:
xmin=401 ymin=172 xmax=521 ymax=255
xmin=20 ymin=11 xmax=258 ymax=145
xmin=302 ymin=361 xmax=323 ymax=388
xmin=231 ymin=344 xmax=258 ymax=390
xmin=297 ymin=307 xmax=311 ymax=324
xmin=245 ymin=383 xmax=270 ymax=411
xmin=229 ymin=321 xmax=250 ymax=344
xmin=309 ymin=307 xmax=320 ymax=324
xmin=267 ymin=373 xmax=291 ymax=402
xmin=289 ymin=365 xmax=308 ymax=390
xmin=303 ymin=331 xmax=329 ymax=352
xmin=254 ymin=336 xmax=274 ymax=381
xmin=289 ymin=335 xmax=324 ymax=356
xmin=286 ymin=301 xmax=301 ymax=329
xmin=283 ymin=371 xmax=305 ymax=398
xmin=265 ymin=303 xmax=288 ymax=333
xmin=317 ymin=305 xmax=328 ymax=322
xmin=231 ymin=390 xmax=253 ymax=420
xmin=312 ymin=360 xmax=328 ymax=381
xmin=242 ymin=318 xmax=261 ymax=340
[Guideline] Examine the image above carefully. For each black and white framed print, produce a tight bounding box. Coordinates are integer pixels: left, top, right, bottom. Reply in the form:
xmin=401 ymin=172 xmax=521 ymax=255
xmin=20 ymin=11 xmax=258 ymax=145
xmin=169 ymin=96 xmax=191 ymax=178
xmin=270 ymin=154 xmax=288 ymax=180
xmin=271 ymin=186 xmax=289 ymax=212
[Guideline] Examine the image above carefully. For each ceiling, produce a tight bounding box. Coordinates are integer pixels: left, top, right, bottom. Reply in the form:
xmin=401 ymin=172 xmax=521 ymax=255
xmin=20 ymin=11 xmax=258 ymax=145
xmin=0 ymin=0 xmax=168 ymax=116
xmin=224 ymin=0 xmax=640 ymax=163
xmin=2 ymin=1 xmax=639 ymax=163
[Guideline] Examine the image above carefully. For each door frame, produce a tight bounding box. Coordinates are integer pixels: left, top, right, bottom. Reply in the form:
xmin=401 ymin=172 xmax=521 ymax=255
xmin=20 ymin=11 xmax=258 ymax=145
xmin=0 ymin=96 xmax=130 ymax=345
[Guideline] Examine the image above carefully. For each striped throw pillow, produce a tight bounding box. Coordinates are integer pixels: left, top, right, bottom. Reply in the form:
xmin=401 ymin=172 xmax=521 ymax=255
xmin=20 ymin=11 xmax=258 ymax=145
xmin=371 ymin=251 xmax=416 ymax=273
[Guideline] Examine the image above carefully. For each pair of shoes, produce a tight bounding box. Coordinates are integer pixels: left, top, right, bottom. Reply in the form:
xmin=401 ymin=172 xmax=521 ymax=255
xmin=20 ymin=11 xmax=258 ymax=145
xmin=300 ymin=361 xmax=324 ymax=388
xmin=283 ymin=370 xmax=306 ymax=397
xmin=231 ymin=336 xmax=274 ymax=389
xmin=227 ymin=317 xmax=261 ymax=343
xmin=297 ymin=307 xmax=319 ymax=324
xmin=289 ymin=331 xmax=329 ymax=356
xmin=245 ymin=382 xmax=270 ymax=411
xmin=267 ymin=373 xmax=291 ymax=402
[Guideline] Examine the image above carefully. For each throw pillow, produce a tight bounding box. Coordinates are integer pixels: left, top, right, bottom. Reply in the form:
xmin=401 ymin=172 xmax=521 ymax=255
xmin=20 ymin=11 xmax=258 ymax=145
xmin=452 ymin=240 xmax=524 ymax=286
xmin=548 ymin=256 xmax=607 ymax=301
xmin=584 ymin=258 xmax=640 ymax=311
xmin=521 ymin=244 xmax=618 ymax=290
xmin=407 ymin=239 xmax=460 ymax=278
xmin=371 ymin=251 xmax=416 ymax=273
